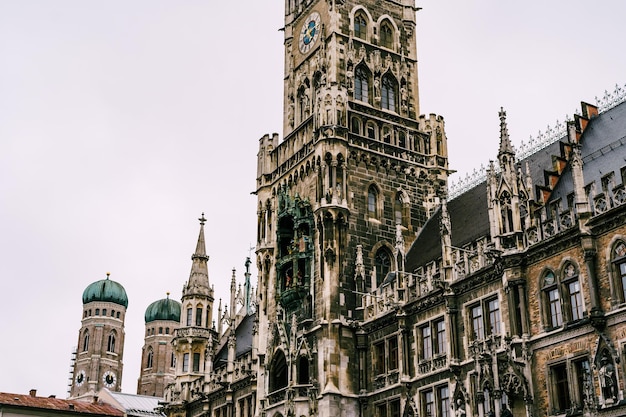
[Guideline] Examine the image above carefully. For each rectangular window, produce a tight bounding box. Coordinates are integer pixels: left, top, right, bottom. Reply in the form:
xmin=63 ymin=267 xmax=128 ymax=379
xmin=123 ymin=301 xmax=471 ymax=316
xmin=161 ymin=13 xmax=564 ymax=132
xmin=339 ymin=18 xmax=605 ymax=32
xmin=390 ymin=400 xmax=400 ymax=417
xmin=620 ymin=261 xmax=626 ymax=302
xmin=471 ymin=305 xmax=484 ymax=340
xmin=186 ymin=308 xmax=192 ymax=326
xmin=551 ymin=363 xmax=571 ymax=413
xmin=438 ymin=386 xmax=450 ymax=417
xmin=569 ymin=281 xmax=584 ymax=321
xmin=422 ymin=326 xmax=432 ymax=360
xmin=548 ymin=289 xmax=563 ymax=327
xmin=422 ymin=390 xmax=434 ymax=417
xmin=388 ymin=337 xmax=399 ymax=371
xmin=573 ymin=358 xmax=590 ymax=407
xmin=196 ymin=307 xmax=203 ymax=326
xmin=488 ymin=298 xmax=501 ymax=335
xmin=470 ymin=297 xmax=502 ymax=340
xmin=182 ymin=353 xmax=189 ymax=372
xmin=193 ymin=352 xmax=201 ymax=372
xmin=435 ymin=319 xmax=447 ymax=355
xmin=376 ymin=403 xmax=387 ymax=417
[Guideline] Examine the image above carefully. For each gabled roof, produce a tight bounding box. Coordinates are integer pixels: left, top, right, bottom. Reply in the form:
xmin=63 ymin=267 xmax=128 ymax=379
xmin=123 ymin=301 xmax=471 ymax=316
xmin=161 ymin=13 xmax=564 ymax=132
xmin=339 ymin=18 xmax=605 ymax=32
xmin=214 ymin=313 xmax=255 ymax=365
xmin=550 ymin=102 xmax=626 ymax=203
xmin=98 ymin=389 xmax=164 ymax=417
xmin=0 ymin=391 xmax=124 ymax=416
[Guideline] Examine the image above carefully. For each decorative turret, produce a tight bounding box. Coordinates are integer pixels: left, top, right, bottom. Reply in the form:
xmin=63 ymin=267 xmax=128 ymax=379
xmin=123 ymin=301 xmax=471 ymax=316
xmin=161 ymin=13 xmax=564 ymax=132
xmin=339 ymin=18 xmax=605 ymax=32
xmin=168 ymin=214 xmax=217 ymax=406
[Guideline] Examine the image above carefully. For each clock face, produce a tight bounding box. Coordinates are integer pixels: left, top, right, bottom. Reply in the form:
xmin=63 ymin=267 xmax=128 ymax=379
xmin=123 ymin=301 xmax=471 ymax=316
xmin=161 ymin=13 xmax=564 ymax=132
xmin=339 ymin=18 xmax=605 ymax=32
xmin=103 ymin=371 xmax=117 ymax=388
xmin=299 ymin=12 xmax=321 ymax=54
xmin=75 ymin=370 xmax=85 ymax=387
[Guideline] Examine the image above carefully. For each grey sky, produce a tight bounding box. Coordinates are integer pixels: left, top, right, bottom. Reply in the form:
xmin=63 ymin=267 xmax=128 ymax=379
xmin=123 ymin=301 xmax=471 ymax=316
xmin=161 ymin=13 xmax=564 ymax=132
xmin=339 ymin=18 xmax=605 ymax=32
xmin=1 ymin=1 xmax=625 ymax=398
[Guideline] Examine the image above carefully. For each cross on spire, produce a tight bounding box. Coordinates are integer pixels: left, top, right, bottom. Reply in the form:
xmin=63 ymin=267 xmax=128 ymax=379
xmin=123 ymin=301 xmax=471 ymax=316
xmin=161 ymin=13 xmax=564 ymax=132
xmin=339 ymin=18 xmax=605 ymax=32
xmin=199 ymin=212 xmax=206 ymax=226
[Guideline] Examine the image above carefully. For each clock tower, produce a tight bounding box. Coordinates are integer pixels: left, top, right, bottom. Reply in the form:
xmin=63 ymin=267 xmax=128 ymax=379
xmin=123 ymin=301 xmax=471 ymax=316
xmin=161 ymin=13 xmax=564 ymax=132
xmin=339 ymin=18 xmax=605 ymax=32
xmin=255 ymin=1 xmax=448 ymax=417
xmin=70 ymin=273 xmax=127 ymax=398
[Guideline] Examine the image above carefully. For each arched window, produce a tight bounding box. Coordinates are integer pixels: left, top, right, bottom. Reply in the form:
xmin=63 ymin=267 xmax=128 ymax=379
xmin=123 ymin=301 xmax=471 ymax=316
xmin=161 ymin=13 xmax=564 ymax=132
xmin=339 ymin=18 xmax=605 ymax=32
xmin=394 ymin=192 xmax=404 ymax=225
xmin=354 ymin=12 xmax=368 ymax=40
xmin=269 ymin=350 xmax=288 ymax=392
xmin=355 ymin=66 xmax=370 ymax=103
xmin=499 ymin=191 xmax=514 ymax=233
xmin=541 ymin=270 xmax=562 ymax=328
xmin=562 ymin=263 xmax=584 ymax=321
xmin=382 ymin=126 xmax=392 ymax=144
xmin=611 ymin=241 xmax=626 ymax=305
xmin=351 ymin=116 xmax=361 ymax=134
xmin=195 ymin=304 xmax=203 ymax=327
xmin=186 ymin=307 xmax=192 ymax=326
xmin=541 ymin=264 xmax=585 ymax=330
xmin=366 ymin=122 xmax=377 ymax=139
xmin=82 ymin=331 xmax=89 ymax=352
xmin=379 ymin=21 xmax=394 ymax=49
xmin=146 ymin=349 xmax=153 ymax=368
xmin=381 ymin=74 xmax=397 ymax=112
xmin=374 ymin=248 xmax=392 ymax=287
xmin=368 ymin=186 xmax=379 ymax=219
xmin=107 ymin=332 xmax=116 ymax=353
xmin=398 ymin=131 xmax=406 ymax=148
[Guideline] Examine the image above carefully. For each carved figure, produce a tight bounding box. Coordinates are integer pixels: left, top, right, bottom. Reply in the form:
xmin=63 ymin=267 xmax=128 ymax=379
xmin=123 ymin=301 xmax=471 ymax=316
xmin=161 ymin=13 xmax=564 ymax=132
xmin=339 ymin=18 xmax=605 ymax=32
xmin=599 ymin=354 xmax=618 ymax=403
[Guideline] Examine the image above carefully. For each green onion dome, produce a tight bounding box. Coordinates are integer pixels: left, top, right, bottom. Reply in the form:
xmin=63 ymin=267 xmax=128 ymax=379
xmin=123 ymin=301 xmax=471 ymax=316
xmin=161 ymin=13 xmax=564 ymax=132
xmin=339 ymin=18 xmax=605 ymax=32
xmin=82 ymin=273 xmax=128 ymax=308
xmin=144 ymin=293 xmax=181 ymax=323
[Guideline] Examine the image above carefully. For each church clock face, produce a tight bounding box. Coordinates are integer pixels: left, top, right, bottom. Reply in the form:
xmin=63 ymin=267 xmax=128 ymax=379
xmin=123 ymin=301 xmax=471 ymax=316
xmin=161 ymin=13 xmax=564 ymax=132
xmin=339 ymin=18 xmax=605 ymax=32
xmin=299 ymin=12 xmax=321 ymax=54
xmin=75 ymin=370 xmax=85 ymax=387
xmin=103 ymin=370 xmax=117 ymax=388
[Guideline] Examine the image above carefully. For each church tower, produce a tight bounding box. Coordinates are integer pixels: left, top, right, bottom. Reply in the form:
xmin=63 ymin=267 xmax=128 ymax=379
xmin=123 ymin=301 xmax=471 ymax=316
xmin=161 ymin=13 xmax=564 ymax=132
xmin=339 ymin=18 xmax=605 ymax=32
xmin=70 ymin=273 xmax=127 ymax=397
xmin=137 ymin=293 xmax=181 ymax=397
xmin=255 ymin=1 xmax=448 ymax=417
xmin=168 ymin=214 xmax=216 ymax=413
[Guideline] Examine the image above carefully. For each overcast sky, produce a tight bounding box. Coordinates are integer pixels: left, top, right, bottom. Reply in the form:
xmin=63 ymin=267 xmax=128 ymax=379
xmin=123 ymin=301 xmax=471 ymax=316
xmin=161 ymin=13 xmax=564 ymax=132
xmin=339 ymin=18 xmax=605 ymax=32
xmin=1 ymin=1 xmax=625 ymax=398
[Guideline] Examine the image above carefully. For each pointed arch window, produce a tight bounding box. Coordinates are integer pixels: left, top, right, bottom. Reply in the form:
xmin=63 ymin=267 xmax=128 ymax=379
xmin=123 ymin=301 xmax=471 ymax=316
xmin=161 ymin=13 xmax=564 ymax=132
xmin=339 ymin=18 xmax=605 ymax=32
xmin=355 ymin=66 xmax=370 ymax=103
xmin=107 ymin=332 xmax=116 ymax=353
xmin=269 ymin=350 xmax=288 ymax=392
xmin=146 ymin=348 xmax=154 ymax=368
xmin=186 ymin=307 xmax=192 ymax=326
xmin=82 ymin=331 xmax=89 ymax=352
xmin=354 ymin=12 xmax=368 ymax=40
xmin=381 ymin=74 xmax=397 ymax=112
xmin=196 ymin=305 xmax=203 ymax=327
xmin=374 ymin=248 xmax=392 ymax=287
xmin=394 ymin=192 xmax=404 ymax=225
xmin=368 ymin=186 xmax=379 ymax=219
xmin=541 ymin=264 xmax=585 ymax=330
xmin=611 ymin=241 xmax=626 ymax=305
xmin=499 ymin=191 xmax=514 ymax=233
xmin=379 ymin=21 xmax=394 ymax=49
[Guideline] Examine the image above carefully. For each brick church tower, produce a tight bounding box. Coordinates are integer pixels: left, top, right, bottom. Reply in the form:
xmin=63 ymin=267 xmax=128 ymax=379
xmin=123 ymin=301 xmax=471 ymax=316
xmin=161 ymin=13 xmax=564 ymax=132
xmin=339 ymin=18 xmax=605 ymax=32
xmin=254 ymin=1 xmax=448 ymax=416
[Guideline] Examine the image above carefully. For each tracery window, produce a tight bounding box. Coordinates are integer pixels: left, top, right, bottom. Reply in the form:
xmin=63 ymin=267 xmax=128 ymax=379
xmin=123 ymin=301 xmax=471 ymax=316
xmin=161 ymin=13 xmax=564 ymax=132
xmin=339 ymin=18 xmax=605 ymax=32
xmin=82 ymin=331 xmax=89 ymax=352
xmin=379 ymin=21 xmax=394 ymax=49
xmin=355 ymin=66 xmax=371 ymax=103
xmin=146 ymin=349 xmax=153 ymax=368
xmin=374 ymin=248 xmax=392 ymax=287
xmin=611 ymin=241 xmax=626 ymax=305
xmin=541 ymin=264 xmax=585 ymax=330
xmin=354 ymin=12 xmax=368 ymax=40
xmin=381 ymin=74 xmax=397 ymax=111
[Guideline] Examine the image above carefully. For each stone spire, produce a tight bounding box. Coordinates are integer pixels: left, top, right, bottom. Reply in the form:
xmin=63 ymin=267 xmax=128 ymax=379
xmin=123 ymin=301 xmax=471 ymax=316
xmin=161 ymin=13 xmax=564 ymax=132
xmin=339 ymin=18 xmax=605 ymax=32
xmin=183 ymin=213 xmax=212 ymax=299
xmin=498 ymin=107 xmax=515 ymax=156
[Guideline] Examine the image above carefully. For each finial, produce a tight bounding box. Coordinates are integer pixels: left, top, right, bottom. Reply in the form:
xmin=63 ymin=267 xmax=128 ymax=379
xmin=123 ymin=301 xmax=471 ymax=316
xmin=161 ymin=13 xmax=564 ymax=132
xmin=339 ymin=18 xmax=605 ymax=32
xmin=199 ymin=212 xmax=206 ymax=225
xmin=106 ymin=272 xmax=110 ymax=280
xmin=166 ymin=292 xmax=170 ymax=299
